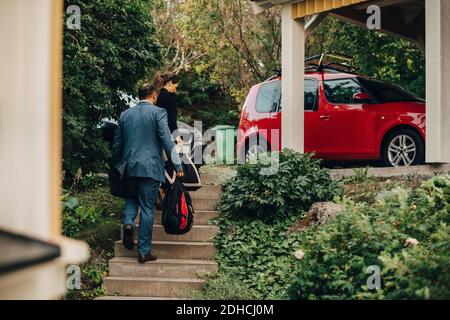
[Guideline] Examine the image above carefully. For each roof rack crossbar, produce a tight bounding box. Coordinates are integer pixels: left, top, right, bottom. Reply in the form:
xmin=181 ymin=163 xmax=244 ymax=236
xmin=304 ymin=52 xmax=357 ymax=73
xmin=267 ymin=52 xmax=358 ymax=79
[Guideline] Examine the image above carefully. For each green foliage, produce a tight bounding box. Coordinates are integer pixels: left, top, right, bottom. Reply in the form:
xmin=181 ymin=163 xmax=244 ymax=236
xmin=65 ymin=250 xmax=110 ymax=300
xmin=62 ymin=180 xmax=123 ymax=300
xmin=63 ymin=179 xmax=122 ymax=249
xmin=218 ymin=150 xmax=342 ymax=222
xmin=173 ymin=0 xmax=281 ymax=104
xmin=288 ymin=174 xmax=450 ymax=300
xmin=197 ymin=150 xmax=342 ymax=299
xmin=192 ymin=273 xmax=259 ymax=300
xmin=63 ymin=0 xmax=161 ymax=182
xmin=344 ymin=166 xmax=372 ymax=184
xmin=176 ymin=71 xmax=240 ymax=128
xmin=63 ymin=206 xmax=99 ymax=238
xmin=342 ymin=175 xmax=423 ymax=205
xmin=201 ymin=172 xmax=448 ymax=300
xmin=196 ymin=212 xmax=304 ymax=300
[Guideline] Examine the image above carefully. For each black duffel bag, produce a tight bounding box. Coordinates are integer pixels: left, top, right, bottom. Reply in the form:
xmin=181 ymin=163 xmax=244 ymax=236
xmin=108 ymin=163 xmax=138 ymax=200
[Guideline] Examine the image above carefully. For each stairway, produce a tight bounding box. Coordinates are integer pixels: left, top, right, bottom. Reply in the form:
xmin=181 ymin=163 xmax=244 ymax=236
xmin=97 ymin=175 xmax=221 ymax=300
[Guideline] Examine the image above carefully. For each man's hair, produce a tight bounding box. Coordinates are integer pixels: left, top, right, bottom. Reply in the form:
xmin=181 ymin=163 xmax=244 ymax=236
xmin=138 ymin=82 xmax=157 ymax=100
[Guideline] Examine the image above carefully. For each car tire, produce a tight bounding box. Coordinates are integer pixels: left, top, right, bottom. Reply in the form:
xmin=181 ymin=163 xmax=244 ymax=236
xmin=382 ymin=128 xmax=425 ymax=167
xmin=244 ymin=136 xmax=271 ymax=162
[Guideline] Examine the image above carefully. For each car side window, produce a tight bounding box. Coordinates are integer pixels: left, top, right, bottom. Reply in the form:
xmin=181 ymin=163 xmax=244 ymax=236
xmin=324 ymin=78 xmax=364 ymax=104
xmin=256 ymin=80 xmax=280 ymax=113
xmin=274 ymin=78 xmax=318 ymax=112
xmin=304 ymin=79 xmax=318 ymax=111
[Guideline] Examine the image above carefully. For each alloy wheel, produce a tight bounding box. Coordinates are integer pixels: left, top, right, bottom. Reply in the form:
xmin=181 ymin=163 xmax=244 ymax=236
xmin=387 ymin=135 xmax=417 ymax=167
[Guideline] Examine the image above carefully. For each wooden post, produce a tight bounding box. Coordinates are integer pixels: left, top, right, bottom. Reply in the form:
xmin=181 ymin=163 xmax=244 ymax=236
xmin=281 ymin=3 xmax=305 ymax=152
xmin=426 ymin=0 xmax=450 ymax=163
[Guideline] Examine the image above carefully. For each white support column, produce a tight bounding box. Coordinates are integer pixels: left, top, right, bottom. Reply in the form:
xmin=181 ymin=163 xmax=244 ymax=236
xmin=426 ymin=0 xmax=450 ymax=163
xmin=281 ymin=4 xmax=305 ymax=152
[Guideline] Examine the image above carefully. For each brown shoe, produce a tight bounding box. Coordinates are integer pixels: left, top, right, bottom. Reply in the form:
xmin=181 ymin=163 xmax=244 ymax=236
xmin=138 ymin=253 xmax=158 ymax=263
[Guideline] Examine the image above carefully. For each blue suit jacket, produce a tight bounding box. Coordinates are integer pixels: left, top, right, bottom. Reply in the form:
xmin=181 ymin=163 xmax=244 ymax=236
xmin=111 ymin=101 xmax=182 ymax=184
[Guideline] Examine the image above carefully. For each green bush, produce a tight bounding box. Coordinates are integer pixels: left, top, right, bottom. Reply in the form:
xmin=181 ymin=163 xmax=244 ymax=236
xmin=196 ymin=213 xmax=304 ymax=300
xmin=197 ymin=151 xmax=343 ymax=299
xmin=192 ymin=273 xmax=259 ymax=300
xmin=62 ymin=182 xmax=122 ymax=300
xmin=287 ymin=174 xmax=450 ymax=300
xmin=217 ymin=149 xmax=342 ymax=222
xmin=203 ymin=171 xmax=449 ymax=300
xmin=62 ymin=191 xmax=102 ymax=239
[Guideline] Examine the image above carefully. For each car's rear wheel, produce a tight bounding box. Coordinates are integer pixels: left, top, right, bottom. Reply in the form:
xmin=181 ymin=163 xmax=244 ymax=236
xmin=382 ymin=129 xmax=425 ymax=167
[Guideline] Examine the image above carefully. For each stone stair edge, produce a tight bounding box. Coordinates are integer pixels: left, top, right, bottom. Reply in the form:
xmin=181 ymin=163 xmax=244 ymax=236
xmin=115 ymin=240 xmax=215 ymax=246
xmin=109 ymin=257 xmax=218 ymax=265
xmin=122 ymin=224 xmax=219 ymax=229
xmin=104 ymin=276 xmax=205 ymax=283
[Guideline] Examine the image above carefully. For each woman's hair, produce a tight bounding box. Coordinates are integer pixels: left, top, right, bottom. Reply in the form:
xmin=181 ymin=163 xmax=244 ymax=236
xmin=153 ymin=71 xmax=180 ymax=93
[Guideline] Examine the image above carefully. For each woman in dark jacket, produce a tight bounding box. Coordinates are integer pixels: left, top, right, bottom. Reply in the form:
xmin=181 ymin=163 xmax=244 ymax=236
xmin=154 ymin=72 xmax=181 ymax=141
xmin=153 ymin=71 xmax=202 ymax=191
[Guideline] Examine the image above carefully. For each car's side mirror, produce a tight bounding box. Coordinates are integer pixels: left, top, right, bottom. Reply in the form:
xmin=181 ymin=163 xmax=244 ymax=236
xmin=352 ymin=92 xmax=372 ymax=104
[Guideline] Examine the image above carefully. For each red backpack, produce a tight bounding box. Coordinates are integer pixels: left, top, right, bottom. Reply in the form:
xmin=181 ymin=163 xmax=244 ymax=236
xmin=161 ymin=177 xmax=194 ymax=235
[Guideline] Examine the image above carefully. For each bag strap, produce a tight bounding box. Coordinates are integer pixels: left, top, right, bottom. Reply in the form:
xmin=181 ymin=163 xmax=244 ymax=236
xmin=165 ymin=170 xmax=177 ymax=185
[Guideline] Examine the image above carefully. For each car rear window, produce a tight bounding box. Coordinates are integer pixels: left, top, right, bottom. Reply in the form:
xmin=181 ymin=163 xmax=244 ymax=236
xmin=256 ymin=80 xmax=280 ymax=113
xmin=358 ymin=78 xmax=423 ymax=103
xmin=257 ymin=79 xmax=318 ymax=112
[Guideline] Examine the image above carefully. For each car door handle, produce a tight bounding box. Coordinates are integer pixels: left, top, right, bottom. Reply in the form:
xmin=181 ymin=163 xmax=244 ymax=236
xmin=320 ymin=114 xmax=331 ymax=120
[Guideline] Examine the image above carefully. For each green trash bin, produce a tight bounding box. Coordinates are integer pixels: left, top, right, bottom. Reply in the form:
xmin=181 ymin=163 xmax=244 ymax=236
xmin=213 ymin=125 xmax=236 ymax=164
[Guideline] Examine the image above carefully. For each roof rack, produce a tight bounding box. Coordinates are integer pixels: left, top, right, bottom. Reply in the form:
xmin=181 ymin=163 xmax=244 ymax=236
xmin=266 ymin=52 xmax=358 ymax=81
xmin=305 ymin=52 xmax=358 ymax=74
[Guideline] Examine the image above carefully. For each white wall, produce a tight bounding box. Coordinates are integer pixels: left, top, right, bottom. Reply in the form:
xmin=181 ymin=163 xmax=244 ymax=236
xmin=0 ymin=0 xmax=53 ymax=239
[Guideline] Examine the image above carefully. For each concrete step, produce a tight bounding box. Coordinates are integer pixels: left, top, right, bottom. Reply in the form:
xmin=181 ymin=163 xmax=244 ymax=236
xmin=109 ymin=257 xmax=218 ymax=278
xmin=190 ymin=196 xmax=218 ymax=211
xmin=143 ymin=197 xmax=217 ymax=215
xmin=198 ymin=174 xmax=221 ymax=186
xmin=122 ymin=224 xmax=219 ymax=242
xmin=104 ymin=276 xmax=204 ymax=297
xmin=189 ymin=185 xmax=222 ymax=198
xmin=115 ymin=240 xmax=216 ymax=260
xmin=153 ymin=210 xmax=219 ymax=226
xmin=95 ymin=296 xmax=186 ymax=300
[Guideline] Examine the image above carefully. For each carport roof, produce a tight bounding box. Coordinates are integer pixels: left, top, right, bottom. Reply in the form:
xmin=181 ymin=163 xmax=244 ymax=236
xmin=251 ymin=0 xmax=425 ymax=44
xmin=250 ymin=0 xmax=369 ymax=16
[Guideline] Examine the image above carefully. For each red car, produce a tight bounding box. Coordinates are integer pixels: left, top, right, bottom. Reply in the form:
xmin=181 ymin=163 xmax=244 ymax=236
xmin=237 ymin=54 xmax=426 ymax=167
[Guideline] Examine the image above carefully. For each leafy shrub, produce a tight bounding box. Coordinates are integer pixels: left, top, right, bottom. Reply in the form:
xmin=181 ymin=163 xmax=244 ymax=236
xmin=65 ymin=250 xmax=110 ymax=300
xmin=63 ymin=200 xmax=101 ymax=239
xmin=196 ymin=213 xmax=304 ymax=300
xmin=287 ymin=174 xmax=450 ymax=300
xmin=62 ymin=182 xmax=122 ymax=300
xmin=192 ymin=273 xmax=259 ymax=300
xmin=217 ymin=149 xmax=342 ymax=222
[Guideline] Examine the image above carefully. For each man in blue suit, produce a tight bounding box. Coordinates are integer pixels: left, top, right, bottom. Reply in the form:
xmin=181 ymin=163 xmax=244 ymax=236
xmin=111 ymin=82 xmax=183 ymax=263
